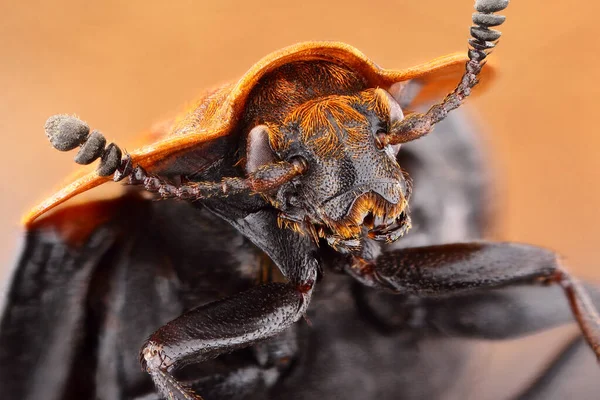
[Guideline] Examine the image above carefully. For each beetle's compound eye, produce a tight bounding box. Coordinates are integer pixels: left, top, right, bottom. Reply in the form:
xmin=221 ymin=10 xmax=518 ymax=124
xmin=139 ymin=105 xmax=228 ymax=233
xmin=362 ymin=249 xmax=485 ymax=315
xmin=373 ymin=89 xmax=403 ymax=155
xmin=246 ymin=124 xmax=276 ymax=174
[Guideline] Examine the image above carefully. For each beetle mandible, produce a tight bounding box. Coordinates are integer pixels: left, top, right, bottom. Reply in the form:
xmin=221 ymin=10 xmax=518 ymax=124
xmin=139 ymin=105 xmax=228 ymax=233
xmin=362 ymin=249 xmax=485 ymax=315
xmin=2 ymin=0 xmax=600 ymax=399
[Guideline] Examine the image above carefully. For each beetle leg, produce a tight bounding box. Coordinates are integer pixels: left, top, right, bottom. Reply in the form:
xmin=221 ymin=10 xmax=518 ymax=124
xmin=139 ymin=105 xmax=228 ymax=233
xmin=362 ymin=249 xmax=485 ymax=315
xmin=347 ymin=242 xmax=600 ymax=359
xmin=140 ymin=280 xmax=315 ymax=400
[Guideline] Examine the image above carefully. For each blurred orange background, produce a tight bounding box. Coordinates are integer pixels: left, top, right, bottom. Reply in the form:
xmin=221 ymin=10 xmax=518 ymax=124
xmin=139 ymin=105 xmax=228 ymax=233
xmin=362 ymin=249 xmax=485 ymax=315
xmin=1 ymin=0 xmax=599 ymax=397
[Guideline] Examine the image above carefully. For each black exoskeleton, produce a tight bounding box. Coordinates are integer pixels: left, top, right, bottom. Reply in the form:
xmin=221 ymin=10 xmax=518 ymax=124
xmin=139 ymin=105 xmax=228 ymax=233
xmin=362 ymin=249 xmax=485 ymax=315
xmin=3 ymin=1 xmax=600 ymax=399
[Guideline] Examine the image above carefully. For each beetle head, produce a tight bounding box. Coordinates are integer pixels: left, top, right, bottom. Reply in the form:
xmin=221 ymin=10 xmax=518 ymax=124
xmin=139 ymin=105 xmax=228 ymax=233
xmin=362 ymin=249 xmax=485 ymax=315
xmin=247 ymin=88 xmax=412 ymax=254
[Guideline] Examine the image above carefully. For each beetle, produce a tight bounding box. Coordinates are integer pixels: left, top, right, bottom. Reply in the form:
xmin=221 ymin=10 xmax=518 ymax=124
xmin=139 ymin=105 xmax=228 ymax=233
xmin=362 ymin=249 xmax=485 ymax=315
xmin=2 ymin=0 xmax=600 ymax=399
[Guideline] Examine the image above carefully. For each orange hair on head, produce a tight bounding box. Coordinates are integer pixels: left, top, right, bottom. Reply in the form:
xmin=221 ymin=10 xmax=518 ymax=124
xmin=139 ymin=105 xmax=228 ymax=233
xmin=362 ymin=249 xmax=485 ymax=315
xmin=286 ymin=95 xmax=367 ymax=157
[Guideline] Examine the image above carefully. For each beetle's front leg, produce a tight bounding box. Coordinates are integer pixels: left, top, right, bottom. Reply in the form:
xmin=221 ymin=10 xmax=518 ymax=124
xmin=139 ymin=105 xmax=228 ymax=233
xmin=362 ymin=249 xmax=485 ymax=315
xmin=141 ymin=278 xmax=315 ymax=400
xmin=347 ymin=242 xmax=600 ymax=359
xmin=140 ymin=208 xmax=318 ymax=400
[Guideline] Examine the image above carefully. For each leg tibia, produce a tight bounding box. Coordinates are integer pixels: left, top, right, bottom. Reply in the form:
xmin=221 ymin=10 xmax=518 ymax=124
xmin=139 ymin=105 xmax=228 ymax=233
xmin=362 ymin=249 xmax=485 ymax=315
xmin=351 ymin=242 xmax=600 ymax=359
xmin=141 ymin=282 xmax=312 ymax=400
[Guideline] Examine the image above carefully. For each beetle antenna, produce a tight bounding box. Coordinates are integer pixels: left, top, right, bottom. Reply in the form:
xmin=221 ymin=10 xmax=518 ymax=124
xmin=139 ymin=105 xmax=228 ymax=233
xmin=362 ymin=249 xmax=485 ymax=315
xmin=383 ymin=0 xmax=509 ymax=145
xmin=127 ymin=159 xmax=306 ymax=200
xmin=44 ymin=115 xmax=307 ymax=199
xmin=44 ymin=115 xmax=133 ymax=180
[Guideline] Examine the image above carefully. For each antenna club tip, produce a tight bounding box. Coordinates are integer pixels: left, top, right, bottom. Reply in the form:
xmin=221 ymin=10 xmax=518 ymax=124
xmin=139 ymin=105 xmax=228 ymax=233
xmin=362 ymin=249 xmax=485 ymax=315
xmin=475 ymin=0 xmax=509 ymax=14
xmin=44 ymin=114 xmax=90 ymax=151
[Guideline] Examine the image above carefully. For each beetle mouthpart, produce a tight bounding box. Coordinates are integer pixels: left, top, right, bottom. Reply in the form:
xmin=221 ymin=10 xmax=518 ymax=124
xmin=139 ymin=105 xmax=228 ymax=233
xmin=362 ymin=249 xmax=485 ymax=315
xmin=326 ymin=235 xmax=363 ymax=255
xmin=368 ymin=210 xmax=412 ymax=243
xmin=322 ymin=192 xmax=409 ymax=242
xmin=323 ymin=210 xmax=411 ymax=255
